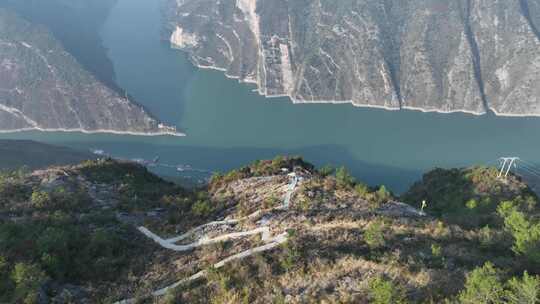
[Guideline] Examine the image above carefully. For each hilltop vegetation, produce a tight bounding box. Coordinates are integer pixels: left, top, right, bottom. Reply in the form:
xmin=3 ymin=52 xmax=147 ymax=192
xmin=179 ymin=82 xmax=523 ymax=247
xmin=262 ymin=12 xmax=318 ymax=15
xmin=0 ymin=157 xmax=539 ymax=303
xmin=402 ymin=166 xmax=539 ymax=228
xmin=0 ymin=159 xmax=199 ymax=302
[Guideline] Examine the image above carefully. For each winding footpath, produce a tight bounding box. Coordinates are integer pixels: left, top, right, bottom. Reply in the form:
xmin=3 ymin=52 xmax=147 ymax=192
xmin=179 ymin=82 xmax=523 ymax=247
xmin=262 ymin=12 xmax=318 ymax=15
xmin=114 ymin=174 xmax=301 ymax=303
xmin=139 ymin=226 xmax=273 ymax=252
xmin=283 ymin=173 xmax=300 ymax=209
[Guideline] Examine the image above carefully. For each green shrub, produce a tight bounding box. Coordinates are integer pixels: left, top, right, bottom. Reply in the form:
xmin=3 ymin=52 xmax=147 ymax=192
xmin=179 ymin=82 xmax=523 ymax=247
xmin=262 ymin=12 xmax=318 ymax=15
xmin=11 ymin=263 xmax=47 ymax=304
xmin=505 ymin=271 xmax=540 ymax=304
xmin=30 ymin=191 xmax=51 ymax=208
xmin=376 ymin=185 xmax=392 ymax=204
xmin=466 ymin=199 xmax=478 ymax=210
xmin=192 ymin=200 xmax=213 ymax=217
xmin=458 ymin=262 xmax=504 ymax=304
xmin=0 ymin=256 xmax=7 ymax=273
xmin=364 ymin=219 xmax=386 ymax=250
xmin=0 ymin=255 xmax=11 ymax=298
xmin=355 ymin=183 xmax=370 ymax=197
xmin=263 ymin=196 xmax=280 ymax=209
xmin=431 ymin=243 xmax=442 ymax=257
xmin=271 ymin=156 xmax=285 ymax=171
xmin=368 ymin=276 xmax=406 ymax=304
xmin=456 ymin=267 xmax=539 ymax=304
xmin=280 ymin=243 xmax=300 ymax=272
xmin=335 ymin=166 xmax=355 ymax=188
xmin=0 ymin=181 xmax=30 ymax=204
xmin=497 ymin=201 xmax=540 ymax=265
xmin=209 ymin=172 xmax=224 ymax=185
xmin=318 ymin=165 xmax=334 ymax=177
xmin=80 ymin=229 xmax=130 ymax=281
xmin=36 ymin=227 xmax=71 ymax=279
xmin=279 ymin=233 xmax=300 ymax=272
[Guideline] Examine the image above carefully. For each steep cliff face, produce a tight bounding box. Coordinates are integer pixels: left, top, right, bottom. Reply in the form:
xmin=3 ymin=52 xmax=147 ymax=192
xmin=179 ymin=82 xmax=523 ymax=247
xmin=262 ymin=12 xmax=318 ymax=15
xmin=0 ymin=9 xmax=178 ymax=135
xmin=167 ymin=0 xmax=540 ymax=116
xmin=0 ymin=0 xmax=120 ymax=89
xmin=470 ymin=0 xmax=540 ymax=116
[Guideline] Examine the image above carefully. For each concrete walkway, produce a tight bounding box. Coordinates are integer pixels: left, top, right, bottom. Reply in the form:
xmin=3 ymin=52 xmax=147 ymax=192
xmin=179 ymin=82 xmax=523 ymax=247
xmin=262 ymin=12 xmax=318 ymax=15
xmin=283 ymin=173 xmax=300 ymax=209
xmin=139 ymin=226 xmax=272 ymax=252
xmin=114 ymin=175 xmax=300 ymax=303
xmin=114 ymin=230 xmax=288 ymax=304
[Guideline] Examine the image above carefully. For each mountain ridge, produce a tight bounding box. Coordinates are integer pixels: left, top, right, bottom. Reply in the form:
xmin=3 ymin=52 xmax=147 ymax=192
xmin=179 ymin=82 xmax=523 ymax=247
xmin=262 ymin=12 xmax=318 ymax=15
xmin=1 ymin=157 xmax=539 ymax=303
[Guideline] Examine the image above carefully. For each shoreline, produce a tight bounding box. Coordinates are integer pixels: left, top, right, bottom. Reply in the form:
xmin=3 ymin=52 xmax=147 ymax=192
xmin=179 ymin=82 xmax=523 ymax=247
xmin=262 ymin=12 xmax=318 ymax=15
xmin=187 ymin=54 xmax=540 ymax=119
xmin=0 ymin=127 xmax=186 ymax=137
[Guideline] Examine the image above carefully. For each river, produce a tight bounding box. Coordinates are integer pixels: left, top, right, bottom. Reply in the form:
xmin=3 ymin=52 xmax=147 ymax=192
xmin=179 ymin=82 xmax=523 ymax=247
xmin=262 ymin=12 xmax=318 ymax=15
xmin=1 ymin=0 xmax=540 ymax=193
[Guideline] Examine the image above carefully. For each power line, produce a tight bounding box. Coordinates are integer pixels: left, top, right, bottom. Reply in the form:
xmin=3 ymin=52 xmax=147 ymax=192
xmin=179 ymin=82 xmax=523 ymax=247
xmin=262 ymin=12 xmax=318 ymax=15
xmin=518 ymin=165 xmax=540 ymax=180
xmin=518 ymin=159 xmax=540 ymax=176
xmin=520 ymin=164 xmax=540 ymax=177
xmin=519 ymin=163 xmax=540 ymax=179
xmin=520 ymin=159 xmax=540 ymax=175
xmin=520 ymin=159 xmax=540 ymax=167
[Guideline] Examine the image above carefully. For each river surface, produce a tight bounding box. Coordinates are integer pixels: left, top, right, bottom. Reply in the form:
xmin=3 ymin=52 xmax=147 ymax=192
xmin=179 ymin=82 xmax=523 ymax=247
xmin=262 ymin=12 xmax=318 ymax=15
xmin=2 ymin=0 xmax=540 ymax=193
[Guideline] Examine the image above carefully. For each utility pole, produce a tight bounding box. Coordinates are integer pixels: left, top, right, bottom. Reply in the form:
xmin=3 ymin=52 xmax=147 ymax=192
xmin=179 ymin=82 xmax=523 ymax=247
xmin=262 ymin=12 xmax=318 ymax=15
xmin=498 ymin=157 xmax=519 ymax=179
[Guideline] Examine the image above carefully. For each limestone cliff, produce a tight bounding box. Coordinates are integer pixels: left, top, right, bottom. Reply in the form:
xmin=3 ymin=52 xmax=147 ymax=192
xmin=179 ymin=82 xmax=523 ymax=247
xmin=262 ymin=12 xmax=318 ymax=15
xmin=0 ymin=9 xmax=178 ymax=135
xmin=167 ymin=0 xmax=540 ymax=116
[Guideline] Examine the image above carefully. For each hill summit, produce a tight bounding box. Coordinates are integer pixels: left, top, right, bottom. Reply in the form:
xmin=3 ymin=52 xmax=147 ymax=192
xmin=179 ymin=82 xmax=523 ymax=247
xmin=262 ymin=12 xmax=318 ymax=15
xmin=0 ymin=157 xmax=539 ymax=303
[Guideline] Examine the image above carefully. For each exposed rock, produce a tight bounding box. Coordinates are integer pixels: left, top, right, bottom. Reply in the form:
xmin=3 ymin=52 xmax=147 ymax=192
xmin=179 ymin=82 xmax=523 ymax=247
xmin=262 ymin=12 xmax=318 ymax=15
xmin=171 ymin=26 xmax=199 ymax=49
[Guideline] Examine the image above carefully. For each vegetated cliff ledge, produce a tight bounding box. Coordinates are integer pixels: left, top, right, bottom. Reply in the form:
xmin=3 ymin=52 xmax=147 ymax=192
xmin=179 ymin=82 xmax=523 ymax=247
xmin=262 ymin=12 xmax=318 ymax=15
xmin=166 ymin=0 xmax=540 ymax=117
xmin=0 ymin=9 xmax=181 ymax=136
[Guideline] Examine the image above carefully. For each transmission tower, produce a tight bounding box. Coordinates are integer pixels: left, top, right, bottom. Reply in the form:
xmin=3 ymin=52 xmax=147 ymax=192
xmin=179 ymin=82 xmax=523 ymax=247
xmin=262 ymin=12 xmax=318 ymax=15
xmin=498 ymin=157 xmax=519 ymax=179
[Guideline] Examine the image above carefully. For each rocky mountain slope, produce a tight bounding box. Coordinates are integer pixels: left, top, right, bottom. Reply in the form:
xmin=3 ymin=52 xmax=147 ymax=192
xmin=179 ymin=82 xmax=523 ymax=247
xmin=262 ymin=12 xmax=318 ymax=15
xmin=0 ymin=9 xmax=177 ymax=135
xmin=1 ymin=157 xmax=539 ymax=303
xmin=0 ymin=0 xmax=120 ymax=89
xmin=166 ymin=0 xmax=540 ymax=116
